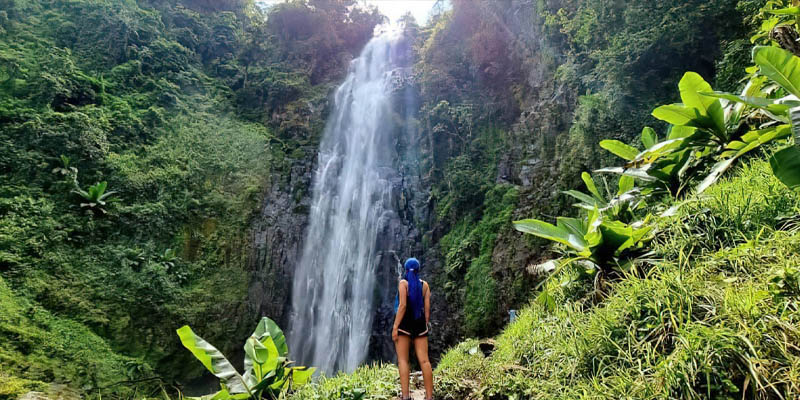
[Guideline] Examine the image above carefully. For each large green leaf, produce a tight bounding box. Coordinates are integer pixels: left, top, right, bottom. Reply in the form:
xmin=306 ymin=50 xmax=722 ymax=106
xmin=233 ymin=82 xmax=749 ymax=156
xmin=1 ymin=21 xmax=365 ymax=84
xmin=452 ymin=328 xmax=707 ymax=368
xmin=599 ymin=140 xmax=639 ymax=161
xmin=557 ymin=217 xmax=589 ymax=241
xmin=177 ymin=326 xmax=248 ymax=394
xmin=667 ymin=126 xmax=698 ymax=140
xmin=252 ymin=317 xmax=288 ymax=357
xmin=753 ymin=46 xmax=800 ymax=98
xmin=244 ymin=335 xmax=279 ymax=386
xmin=652 ymin=104 xmax=702 ymax=127
xmin=679 ymin=72 xmax=725 ymax=135
xmin=770 ymin=146 xmax=800 ymax=189
xmin=640 ymin=127 xmax=658 ymax=149
xmin=595 ymin=167 xmax=656 ymax=181
xmin=598 ymin=220 xmax=635 ymax=255
xmin=289 ymin=367 xmax=315 ymax=387
xmin=563 ymin=190 xmax=600 ymax=210
xmin=629 ymin=138 xmax=685 ymax=166
xmin=617 ymin=175 xmax=635 ymax=196
xmin=768 ymin=6 xmax=800 ymax=15
xmin=701 ymin=91 xmax=792 ymax=117
xmin=581 ymin=172 xmax=604 ymax=201
xmin=514 ymin=219 xmax=588 ymax=255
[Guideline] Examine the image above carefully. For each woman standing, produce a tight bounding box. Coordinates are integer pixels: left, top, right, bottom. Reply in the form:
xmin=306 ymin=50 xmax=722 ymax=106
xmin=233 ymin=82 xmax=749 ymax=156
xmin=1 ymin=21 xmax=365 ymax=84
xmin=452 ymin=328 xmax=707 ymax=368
xmin=392 ymin=258 xmax=434 ymax=400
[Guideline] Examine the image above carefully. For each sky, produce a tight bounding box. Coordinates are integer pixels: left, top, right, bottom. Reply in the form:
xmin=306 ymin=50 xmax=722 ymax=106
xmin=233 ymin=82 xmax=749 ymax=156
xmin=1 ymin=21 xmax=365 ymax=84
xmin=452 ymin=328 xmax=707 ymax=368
xmin=257 ymin=0 xmax=440 ymax=25
xmin=362 ymin=0 xmax=438 ymax=25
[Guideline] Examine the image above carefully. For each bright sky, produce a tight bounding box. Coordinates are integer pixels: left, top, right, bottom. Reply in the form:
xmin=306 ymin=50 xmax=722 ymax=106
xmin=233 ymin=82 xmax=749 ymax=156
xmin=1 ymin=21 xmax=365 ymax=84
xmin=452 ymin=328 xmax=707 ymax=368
xmin=257 ymin=0 xmax=440 ymax=25
xmin=362 ymin=0 xmax=438 ymax=25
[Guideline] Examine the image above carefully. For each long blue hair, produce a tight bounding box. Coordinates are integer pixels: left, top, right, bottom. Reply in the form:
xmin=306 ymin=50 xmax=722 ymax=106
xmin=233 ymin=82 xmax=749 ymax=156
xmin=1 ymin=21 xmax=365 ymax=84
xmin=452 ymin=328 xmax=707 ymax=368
xmin=403 ymin=258 xmax=424 ymax=320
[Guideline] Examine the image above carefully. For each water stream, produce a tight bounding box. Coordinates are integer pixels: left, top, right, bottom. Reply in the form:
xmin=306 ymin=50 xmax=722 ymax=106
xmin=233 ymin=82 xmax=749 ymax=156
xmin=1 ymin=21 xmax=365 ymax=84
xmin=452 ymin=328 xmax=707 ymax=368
xmin=288 ymin=26 xmax=410 ymax=374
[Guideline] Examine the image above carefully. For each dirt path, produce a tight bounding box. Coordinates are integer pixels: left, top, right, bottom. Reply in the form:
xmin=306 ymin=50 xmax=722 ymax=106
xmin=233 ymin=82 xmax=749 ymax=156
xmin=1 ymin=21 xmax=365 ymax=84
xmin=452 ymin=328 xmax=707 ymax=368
xmin=408 ymin=371 xmax=427 ymax=400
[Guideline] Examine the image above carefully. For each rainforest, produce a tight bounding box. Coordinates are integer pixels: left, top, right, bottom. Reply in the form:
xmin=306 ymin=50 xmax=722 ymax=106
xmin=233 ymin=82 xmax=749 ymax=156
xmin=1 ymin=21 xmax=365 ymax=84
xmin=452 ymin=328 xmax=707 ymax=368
xmin=1 ymin=0 xmax=799 ymax=399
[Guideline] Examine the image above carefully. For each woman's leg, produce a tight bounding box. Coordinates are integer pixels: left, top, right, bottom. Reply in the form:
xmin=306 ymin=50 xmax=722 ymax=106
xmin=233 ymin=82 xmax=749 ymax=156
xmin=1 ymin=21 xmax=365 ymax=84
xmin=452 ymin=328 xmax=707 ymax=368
xmin=395 ymin=334 xmax=411 ymax=398
xmin=413 ymin=336 xmax=434 ymax=399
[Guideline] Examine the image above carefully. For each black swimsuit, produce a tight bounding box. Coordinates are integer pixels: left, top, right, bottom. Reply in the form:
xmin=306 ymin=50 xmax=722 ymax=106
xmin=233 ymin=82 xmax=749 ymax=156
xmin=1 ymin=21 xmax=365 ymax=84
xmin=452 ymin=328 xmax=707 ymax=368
xmin=397 ymin=280 xmax=428 ymax=338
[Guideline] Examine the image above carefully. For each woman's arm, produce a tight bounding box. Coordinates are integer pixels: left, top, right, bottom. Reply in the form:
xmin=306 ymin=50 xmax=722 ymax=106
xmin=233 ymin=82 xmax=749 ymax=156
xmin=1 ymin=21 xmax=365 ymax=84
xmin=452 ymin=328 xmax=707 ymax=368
xmin=424 ymin=281 xmax=431 ymax=324
xmin=392 ymin=280 xmax=408 ymax=341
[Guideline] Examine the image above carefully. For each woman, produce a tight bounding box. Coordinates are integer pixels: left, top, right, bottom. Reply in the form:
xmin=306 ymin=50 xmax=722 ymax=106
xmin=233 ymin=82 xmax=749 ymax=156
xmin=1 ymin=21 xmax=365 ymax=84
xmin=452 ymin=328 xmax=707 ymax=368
xmin=392 ymin=258 xmax=433 ymax=400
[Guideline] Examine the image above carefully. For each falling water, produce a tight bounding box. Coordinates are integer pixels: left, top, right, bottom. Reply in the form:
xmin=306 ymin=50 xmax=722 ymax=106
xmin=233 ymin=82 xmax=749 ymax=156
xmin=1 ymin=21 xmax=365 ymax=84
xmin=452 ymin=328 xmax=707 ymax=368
xmin=288 ymin=26 xmax=410 ymax=374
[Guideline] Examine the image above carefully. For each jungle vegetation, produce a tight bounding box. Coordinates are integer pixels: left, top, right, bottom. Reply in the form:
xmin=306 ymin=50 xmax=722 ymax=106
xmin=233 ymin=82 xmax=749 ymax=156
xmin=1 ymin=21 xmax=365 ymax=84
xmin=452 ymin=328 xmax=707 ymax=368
xmin=2 ymin=0 xmax=799 ymax=399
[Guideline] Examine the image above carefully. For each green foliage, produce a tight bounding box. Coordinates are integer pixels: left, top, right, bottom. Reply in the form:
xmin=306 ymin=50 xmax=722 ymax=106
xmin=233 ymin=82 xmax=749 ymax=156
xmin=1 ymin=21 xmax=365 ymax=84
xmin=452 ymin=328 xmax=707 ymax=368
xmin=563 ymin=172 xmax=639 ymax=222
xmin=71 ymin=181 xmax=117 ymax=216
xmin=0 ymin=0 xmax=370 ymax=395
xmin=0 ymin=275 xmax=151 ymax=397
xmin=177 ymin=317 xmax=314 ymax=400
xmin=290 ymin=364 xmax=397 ymax=400
xmin=439 ymin=185 xmax=521 ymax=337
xmin=426 ymin=159 xmax=800 ymax=399
xmin=514 ymin=208 xmax=652 ymax=276
xmin=770 ymin=265 xmax=800 ymax=301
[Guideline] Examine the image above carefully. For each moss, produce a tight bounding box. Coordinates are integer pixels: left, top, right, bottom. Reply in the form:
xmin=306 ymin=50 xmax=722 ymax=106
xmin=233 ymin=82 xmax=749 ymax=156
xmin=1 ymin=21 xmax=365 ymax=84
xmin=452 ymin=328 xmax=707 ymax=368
xmin=439 ymin=185 xmax=519 ymax=337
xmin=0 ymin=373 xmax=48 ymax=398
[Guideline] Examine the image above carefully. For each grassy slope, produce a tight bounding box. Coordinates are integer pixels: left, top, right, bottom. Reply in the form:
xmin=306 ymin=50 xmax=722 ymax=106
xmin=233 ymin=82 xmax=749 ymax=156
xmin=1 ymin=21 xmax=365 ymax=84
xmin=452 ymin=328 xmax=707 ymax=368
xmin=294 ymin=157 xmax=800 ymax=399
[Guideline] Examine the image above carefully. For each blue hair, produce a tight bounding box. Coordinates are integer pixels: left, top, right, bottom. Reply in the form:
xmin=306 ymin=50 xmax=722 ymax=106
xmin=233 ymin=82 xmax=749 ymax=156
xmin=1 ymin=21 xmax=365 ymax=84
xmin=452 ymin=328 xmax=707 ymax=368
xmin=403 ymin=258 xmax=424 ymax=320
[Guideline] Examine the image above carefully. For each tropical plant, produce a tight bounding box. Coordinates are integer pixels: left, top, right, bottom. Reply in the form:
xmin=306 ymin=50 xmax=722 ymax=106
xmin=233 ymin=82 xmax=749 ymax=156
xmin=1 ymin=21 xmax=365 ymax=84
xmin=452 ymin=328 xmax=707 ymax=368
xmin=562 ymin=172 xmax=640 ymax=223
xmin=704 ymin=45 xmax=800 ymax=189
xmin=51 ymin=154 xmax=77 ymax=178
xmin=177 ymin=317 xmax=314 ymax=400
xmin=513 ymin=208 xmax=652 ymax=273
xmin=599 ymin=70 xmax=796 ymax=196
xmin=751 ymin=0 xmax=800 ymax=52
xmin=71 ymin=181 xmax=117 ymax=215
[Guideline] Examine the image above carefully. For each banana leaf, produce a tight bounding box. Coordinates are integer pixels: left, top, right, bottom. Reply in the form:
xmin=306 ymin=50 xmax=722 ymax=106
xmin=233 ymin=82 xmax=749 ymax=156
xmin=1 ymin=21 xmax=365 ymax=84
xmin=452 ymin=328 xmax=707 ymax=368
xmin=770 ymin=146 xmax=800 ymax=189
xmin=679 ymin=72 xmax=726 ymax=136
xmin=753 ymin=46 xmax=800 ymax=98
xmin=176 ymin=326 xmax=249 ymax=394
xmin=513 ymin=218 xmax=590 ymax=256
xmin=581 ymin=172 xmax=605 ymax=202
xmin=641 ymin=127 xmax=658 ymax=149
xmin=599 ymin=140 xmax=639 ymax=161
xmin=252 ymin=317 xmax=288 ymax=357
xmin=290 ymin=367 xmax=315 ymax=386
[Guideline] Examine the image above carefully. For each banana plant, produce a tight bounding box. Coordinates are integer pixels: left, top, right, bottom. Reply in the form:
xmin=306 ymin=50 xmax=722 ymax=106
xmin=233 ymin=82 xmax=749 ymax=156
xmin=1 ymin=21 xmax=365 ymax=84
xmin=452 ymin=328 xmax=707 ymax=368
xmin=563 ymin=172 xmax=640 ymax=222
xmin=71 ymin=181 xmax=117 ymax=215
xmin=177 ymin=317 xmax=314 ymax=400
xmin=651 ymin=72 xmax=731 ymax=144
xmin=596 ymin=125 xmax=699 ymax=196
xmin=752 ymin=46 xmax=800 ymax=189
xmin=704 ymin=46 xmax=800 ymax=189
xmin=52 ymin=154 xmax=77 ymax=178
xmin=601 ymin=69 xmax=796 ymax=195
xmin=513 ymin=207 xmax=652 ymax=274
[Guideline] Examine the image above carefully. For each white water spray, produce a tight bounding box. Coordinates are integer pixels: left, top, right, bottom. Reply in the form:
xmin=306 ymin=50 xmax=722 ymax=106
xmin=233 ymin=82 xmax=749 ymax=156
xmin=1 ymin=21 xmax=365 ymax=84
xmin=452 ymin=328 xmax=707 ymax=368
xmin=288 ymin=27 xmax=408 ymax=374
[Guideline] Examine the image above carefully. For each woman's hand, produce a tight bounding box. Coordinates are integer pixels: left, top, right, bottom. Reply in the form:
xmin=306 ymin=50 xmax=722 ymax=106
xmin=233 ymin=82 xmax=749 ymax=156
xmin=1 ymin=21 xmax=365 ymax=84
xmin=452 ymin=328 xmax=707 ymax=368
xmin=392 ymin=327 xmax=398 ymax=342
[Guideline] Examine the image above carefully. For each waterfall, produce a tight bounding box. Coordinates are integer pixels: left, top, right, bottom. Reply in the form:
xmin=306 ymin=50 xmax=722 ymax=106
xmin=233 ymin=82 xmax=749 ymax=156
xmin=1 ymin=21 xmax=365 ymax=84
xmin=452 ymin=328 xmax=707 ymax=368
xmin=288 ymin=26 xmax=410 ymax=374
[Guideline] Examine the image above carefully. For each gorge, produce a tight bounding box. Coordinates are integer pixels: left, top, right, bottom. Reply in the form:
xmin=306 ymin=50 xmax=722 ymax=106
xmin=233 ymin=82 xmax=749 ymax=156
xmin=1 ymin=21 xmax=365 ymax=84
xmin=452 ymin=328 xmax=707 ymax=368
xmin=4 ymin=1 xmax=797 ymax=399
